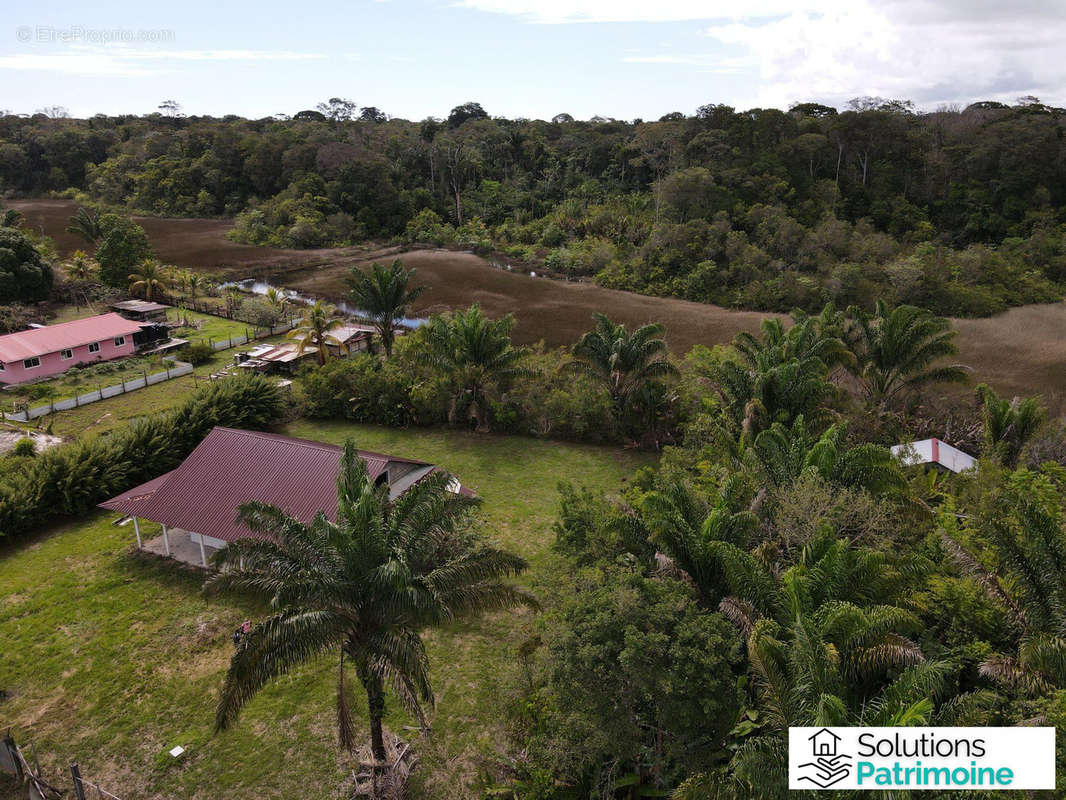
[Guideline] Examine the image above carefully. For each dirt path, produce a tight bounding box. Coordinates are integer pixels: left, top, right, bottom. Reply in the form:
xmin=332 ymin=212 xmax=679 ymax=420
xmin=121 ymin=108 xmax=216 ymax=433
xmin=13 ymin=198 xmax=1066 ymax=411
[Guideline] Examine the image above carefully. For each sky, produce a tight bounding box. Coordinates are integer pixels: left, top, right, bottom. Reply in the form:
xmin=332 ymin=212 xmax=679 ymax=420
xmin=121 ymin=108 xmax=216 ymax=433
xmin=2 ymin=0 xmax=1064 ymax=120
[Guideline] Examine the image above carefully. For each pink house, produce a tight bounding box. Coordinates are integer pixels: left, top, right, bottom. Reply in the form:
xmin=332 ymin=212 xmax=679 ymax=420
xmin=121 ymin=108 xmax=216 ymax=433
xmin=0 ymin=313 xmax=144 ymax=385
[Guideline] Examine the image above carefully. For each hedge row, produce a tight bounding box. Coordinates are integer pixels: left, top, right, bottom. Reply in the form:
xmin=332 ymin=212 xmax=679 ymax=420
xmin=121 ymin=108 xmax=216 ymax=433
xmin=0 ymin=374 xmax=285 ymax=539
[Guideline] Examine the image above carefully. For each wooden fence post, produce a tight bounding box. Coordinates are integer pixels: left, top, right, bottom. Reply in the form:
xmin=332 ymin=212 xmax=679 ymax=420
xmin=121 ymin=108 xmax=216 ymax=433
xmin=70 ymin=763 xmax=87 ymax=800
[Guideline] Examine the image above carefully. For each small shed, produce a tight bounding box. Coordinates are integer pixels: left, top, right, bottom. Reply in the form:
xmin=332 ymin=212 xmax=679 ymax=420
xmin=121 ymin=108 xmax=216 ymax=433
xmin=326 ymin=324 xmax=376 ymax=356
xmin=110 ymin=300 xmax=170 ymax=322
xmin=891 ymin=438 xmax=976 ymax=473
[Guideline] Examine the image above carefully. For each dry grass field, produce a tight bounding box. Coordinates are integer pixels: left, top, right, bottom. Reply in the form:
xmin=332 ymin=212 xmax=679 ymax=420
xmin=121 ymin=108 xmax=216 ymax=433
xmin=14 ymin=199 xmax=1066 ymax=411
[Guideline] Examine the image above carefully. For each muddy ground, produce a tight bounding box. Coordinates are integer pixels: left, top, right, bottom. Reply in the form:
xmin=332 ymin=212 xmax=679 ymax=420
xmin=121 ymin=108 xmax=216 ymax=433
xmin=13 ymin=198 xmax=1066 ymax=412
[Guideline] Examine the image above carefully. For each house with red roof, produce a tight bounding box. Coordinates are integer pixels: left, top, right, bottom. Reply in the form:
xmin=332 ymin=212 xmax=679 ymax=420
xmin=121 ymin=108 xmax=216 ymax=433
xmin=99 ymin=427 xmax=470 ymax=567
xmin=0 ymin=313 xmax=144 ymax=385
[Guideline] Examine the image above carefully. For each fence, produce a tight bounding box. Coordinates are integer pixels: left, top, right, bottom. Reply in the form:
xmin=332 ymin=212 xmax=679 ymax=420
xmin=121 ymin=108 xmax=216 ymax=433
xmin=2 ymin=359 xmax=194 ymax=422
xmin=172 ymin=297 xmax=301 ymax=329
xmin=0 ymin=730 xmax=123 ymax=800
xmin=200 ymin=317 xmax=300 ymax=352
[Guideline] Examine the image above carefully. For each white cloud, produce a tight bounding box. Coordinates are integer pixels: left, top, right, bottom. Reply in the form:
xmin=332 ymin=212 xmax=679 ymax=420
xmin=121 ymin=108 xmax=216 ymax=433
xmin=459 ymin=0 xmax=1066 ymax=108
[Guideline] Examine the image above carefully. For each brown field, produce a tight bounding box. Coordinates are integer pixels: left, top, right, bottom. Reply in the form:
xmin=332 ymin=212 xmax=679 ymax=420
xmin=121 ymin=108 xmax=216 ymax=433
xmin=13 ymin=199 xmax=1066 ymax=412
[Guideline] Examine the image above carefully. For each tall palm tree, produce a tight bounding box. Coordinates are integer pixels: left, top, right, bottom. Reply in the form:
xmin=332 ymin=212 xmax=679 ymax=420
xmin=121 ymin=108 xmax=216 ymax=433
xmin=976 ymin=383 xmax=1044 ymax=467
xmin=421 ymin=305 xmax=530 ymax=432
xmin=347 ymin=260 xmax=428 ymax=358
xmin=568 ymin=313 xmax=677 ymax=431
xmin=128 ymin=258 xmax=169 ymax=301
xmin=65 ymin=206 xmax=104 ymax=246
xmin=846 ymin=300 xmax=968 ymax=410
xmin=287 ymin=300 xmax=343 ymax=365
xmin=205 ymin=442 xmax=534 ymax=760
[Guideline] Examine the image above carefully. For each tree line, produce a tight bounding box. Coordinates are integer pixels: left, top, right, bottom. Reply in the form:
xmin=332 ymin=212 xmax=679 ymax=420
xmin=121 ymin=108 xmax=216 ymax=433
xmin=1 ymin=96 xmax=1065 ymax=314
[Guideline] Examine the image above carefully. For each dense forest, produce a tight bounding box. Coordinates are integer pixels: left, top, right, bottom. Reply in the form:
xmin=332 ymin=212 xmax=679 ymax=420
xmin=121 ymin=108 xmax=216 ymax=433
xmin=2 ymin=97 xmax=1066 ymax=315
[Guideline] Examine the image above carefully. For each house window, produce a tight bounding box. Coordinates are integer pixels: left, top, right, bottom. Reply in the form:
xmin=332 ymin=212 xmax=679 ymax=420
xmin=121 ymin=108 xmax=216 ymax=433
xmin=88 ymin=342 xmax=100 ymax=353
xmin=114 ymin=336 xmax=126 ymax=347
xmin=23 ymin=357 xmax=41 ymax=369
xmin=60 ymin=349 xmax=73 ymax=360
xmin=0 ymin=362 xmax=5 ymax=371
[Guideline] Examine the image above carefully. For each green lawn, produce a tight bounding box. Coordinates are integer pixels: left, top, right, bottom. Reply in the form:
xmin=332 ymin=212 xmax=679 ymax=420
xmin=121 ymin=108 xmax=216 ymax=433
xmin=1 ymin=354 xmax=182 ymax=412
xmin=0 ymin=423 xmax=651 ymax=799
xmin=166 ymin=308 xmax=257 ymax=348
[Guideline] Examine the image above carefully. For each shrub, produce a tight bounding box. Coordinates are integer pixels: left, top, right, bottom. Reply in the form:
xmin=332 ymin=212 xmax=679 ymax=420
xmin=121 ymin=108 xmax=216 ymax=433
xmin=183 ymin=342 xmax=215 ymax=366
xmin=12 ymin=438 xmax=36 ymax=457
xmin=0 ymin=374 xmax=284 ymax=539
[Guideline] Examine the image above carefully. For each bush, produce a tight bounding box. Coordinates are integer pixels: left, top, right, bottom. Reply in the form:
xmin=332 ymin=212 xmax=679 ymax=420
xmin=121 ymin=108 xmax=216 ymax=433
xmin=183 ymin=342 xmax=215 ymax=366
xmin=0 ymin=374 xmax=284 ymax=539
xmin=510 ymin=567 xmax=741 ymax=790
xmin=12 ymin=438 xmax=36 ymax=457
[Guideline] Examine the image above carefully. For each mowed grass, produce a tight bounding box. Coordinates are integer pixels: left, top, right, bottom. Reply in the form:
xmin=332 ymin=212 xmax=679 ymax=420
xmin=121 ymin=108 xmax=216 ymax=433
xmin=0 ymin=422 xmax=651 ymax=799
xmin=166 ymin=308 xmax=256 ymax=348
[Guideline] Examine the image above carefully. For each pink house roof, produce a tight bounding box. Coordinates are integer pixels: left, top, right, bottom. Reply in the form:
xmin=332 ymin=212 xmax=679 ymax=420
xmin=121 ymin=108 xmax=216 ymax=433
xmin=98 ymin=427 xmax=453 ymax=544
xmin=0 ymin=313 xmax=143 ymax=362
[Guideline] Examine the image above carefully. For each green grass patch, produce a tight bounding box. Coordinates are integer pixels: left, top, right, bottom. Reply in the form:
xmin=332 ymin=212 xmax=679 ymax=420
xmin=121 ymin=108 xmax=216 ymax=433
xmin=166 ymin=308 xmax=255 ymax=349
xmin=1 ymin=355 xmax=184 ymax=412
xmin=0 ymin=422 xmax=650 ymax=798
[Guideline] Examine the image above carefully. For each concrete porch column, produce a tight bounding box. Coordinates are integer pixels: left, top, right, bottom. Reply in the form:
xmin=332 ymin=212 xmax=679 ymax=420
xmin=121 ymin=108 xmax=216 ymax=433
xmin=198 ymin=535 xmax=208 ymax=568
xmin=133 ymin=517 xmax=142 ymax=549
xmin=162 ymin=524 xmax=171 ymax=556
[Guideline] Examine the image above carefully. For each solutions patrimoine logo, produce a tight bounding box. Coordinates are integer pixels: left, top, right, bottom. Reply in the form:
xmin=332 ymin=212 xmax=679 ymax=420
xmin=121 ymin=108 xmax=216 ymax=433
xmin=788 ymin=726 xmax=1056 ymax=791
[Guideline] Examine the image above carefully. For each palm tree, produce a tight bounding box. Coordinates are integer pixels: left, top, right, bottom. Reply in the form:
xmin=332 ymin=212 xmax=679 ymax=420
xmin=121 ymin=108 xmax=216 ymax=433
xmin=639 ymin=481 xmax=758 ymax=606
xmin=421 ymin=305 xmax=530 ymax=432
xmin=942 ymin=490 xmax=1066 ymax=695
xmin=170 ymin=269 xmax=190 ymax=298
xmin=63 ymin=250 xmax=98 ymax=281
xmin=128 ymin=258 xmax=169 ymax=301
xmin=186 ymin=272 xmax=205 ymax=301
xmin=66 ymin=206 xmax=104 ymax=246
xmin=713 ymin=311 xmax=848 ymax=442
xmin=707 ymin=530 xmax=965 ymax=797
xmin=287 ymin=300 xmax=343 ymax=366
xmin=747 ymin=415 xmax=906 ymax=495
xmin=568 ymin=313 xmax=677 ymax=432
xmin=976 ymin=383 xmax=1044 ymax=467
xmin=347 ymin=260 xmax=428 ymax=358
xmin=205 ymin=442 xmax=535 ymax=760
xmin=264 ymin=287 xmax=287 ymax=314
xmin=846 ymin=300 xmax=968 ymax=410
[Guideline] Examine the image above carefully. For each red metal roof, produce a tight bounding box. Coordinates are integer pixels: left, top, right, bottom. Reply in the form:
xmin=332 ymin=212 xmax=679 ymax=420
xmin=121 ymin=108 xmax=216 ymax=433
xmin=0 ymin=313 xmax=143 ymax=362
xmin=99 ymin=427 xmax=438 ymax=543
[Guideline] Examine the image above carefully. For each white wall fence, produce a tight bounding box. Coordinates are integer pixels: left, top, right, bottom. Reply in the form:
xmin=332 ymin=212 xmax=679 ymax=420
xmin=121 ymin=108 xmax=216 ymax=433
xmin=2 ymin=359 xmax=194 ymax=422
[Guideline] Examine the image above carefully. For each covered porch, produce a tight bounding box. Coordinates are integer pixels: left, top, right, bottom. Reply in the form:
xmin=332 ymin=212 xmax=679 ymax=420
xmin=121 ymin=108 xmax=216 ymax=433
xmin=118 ymin=515 xmax=226 ymax=569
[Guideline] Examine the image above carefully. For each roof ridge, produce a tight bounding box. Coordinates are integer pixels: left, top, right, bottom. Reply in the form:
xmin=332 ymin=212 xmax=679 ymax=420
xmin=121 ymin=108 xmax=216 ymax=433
xmin=209 ymin=427 xmax=429 ymax=464
xmin=211 ymin=426 xmax=344 ymax=452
